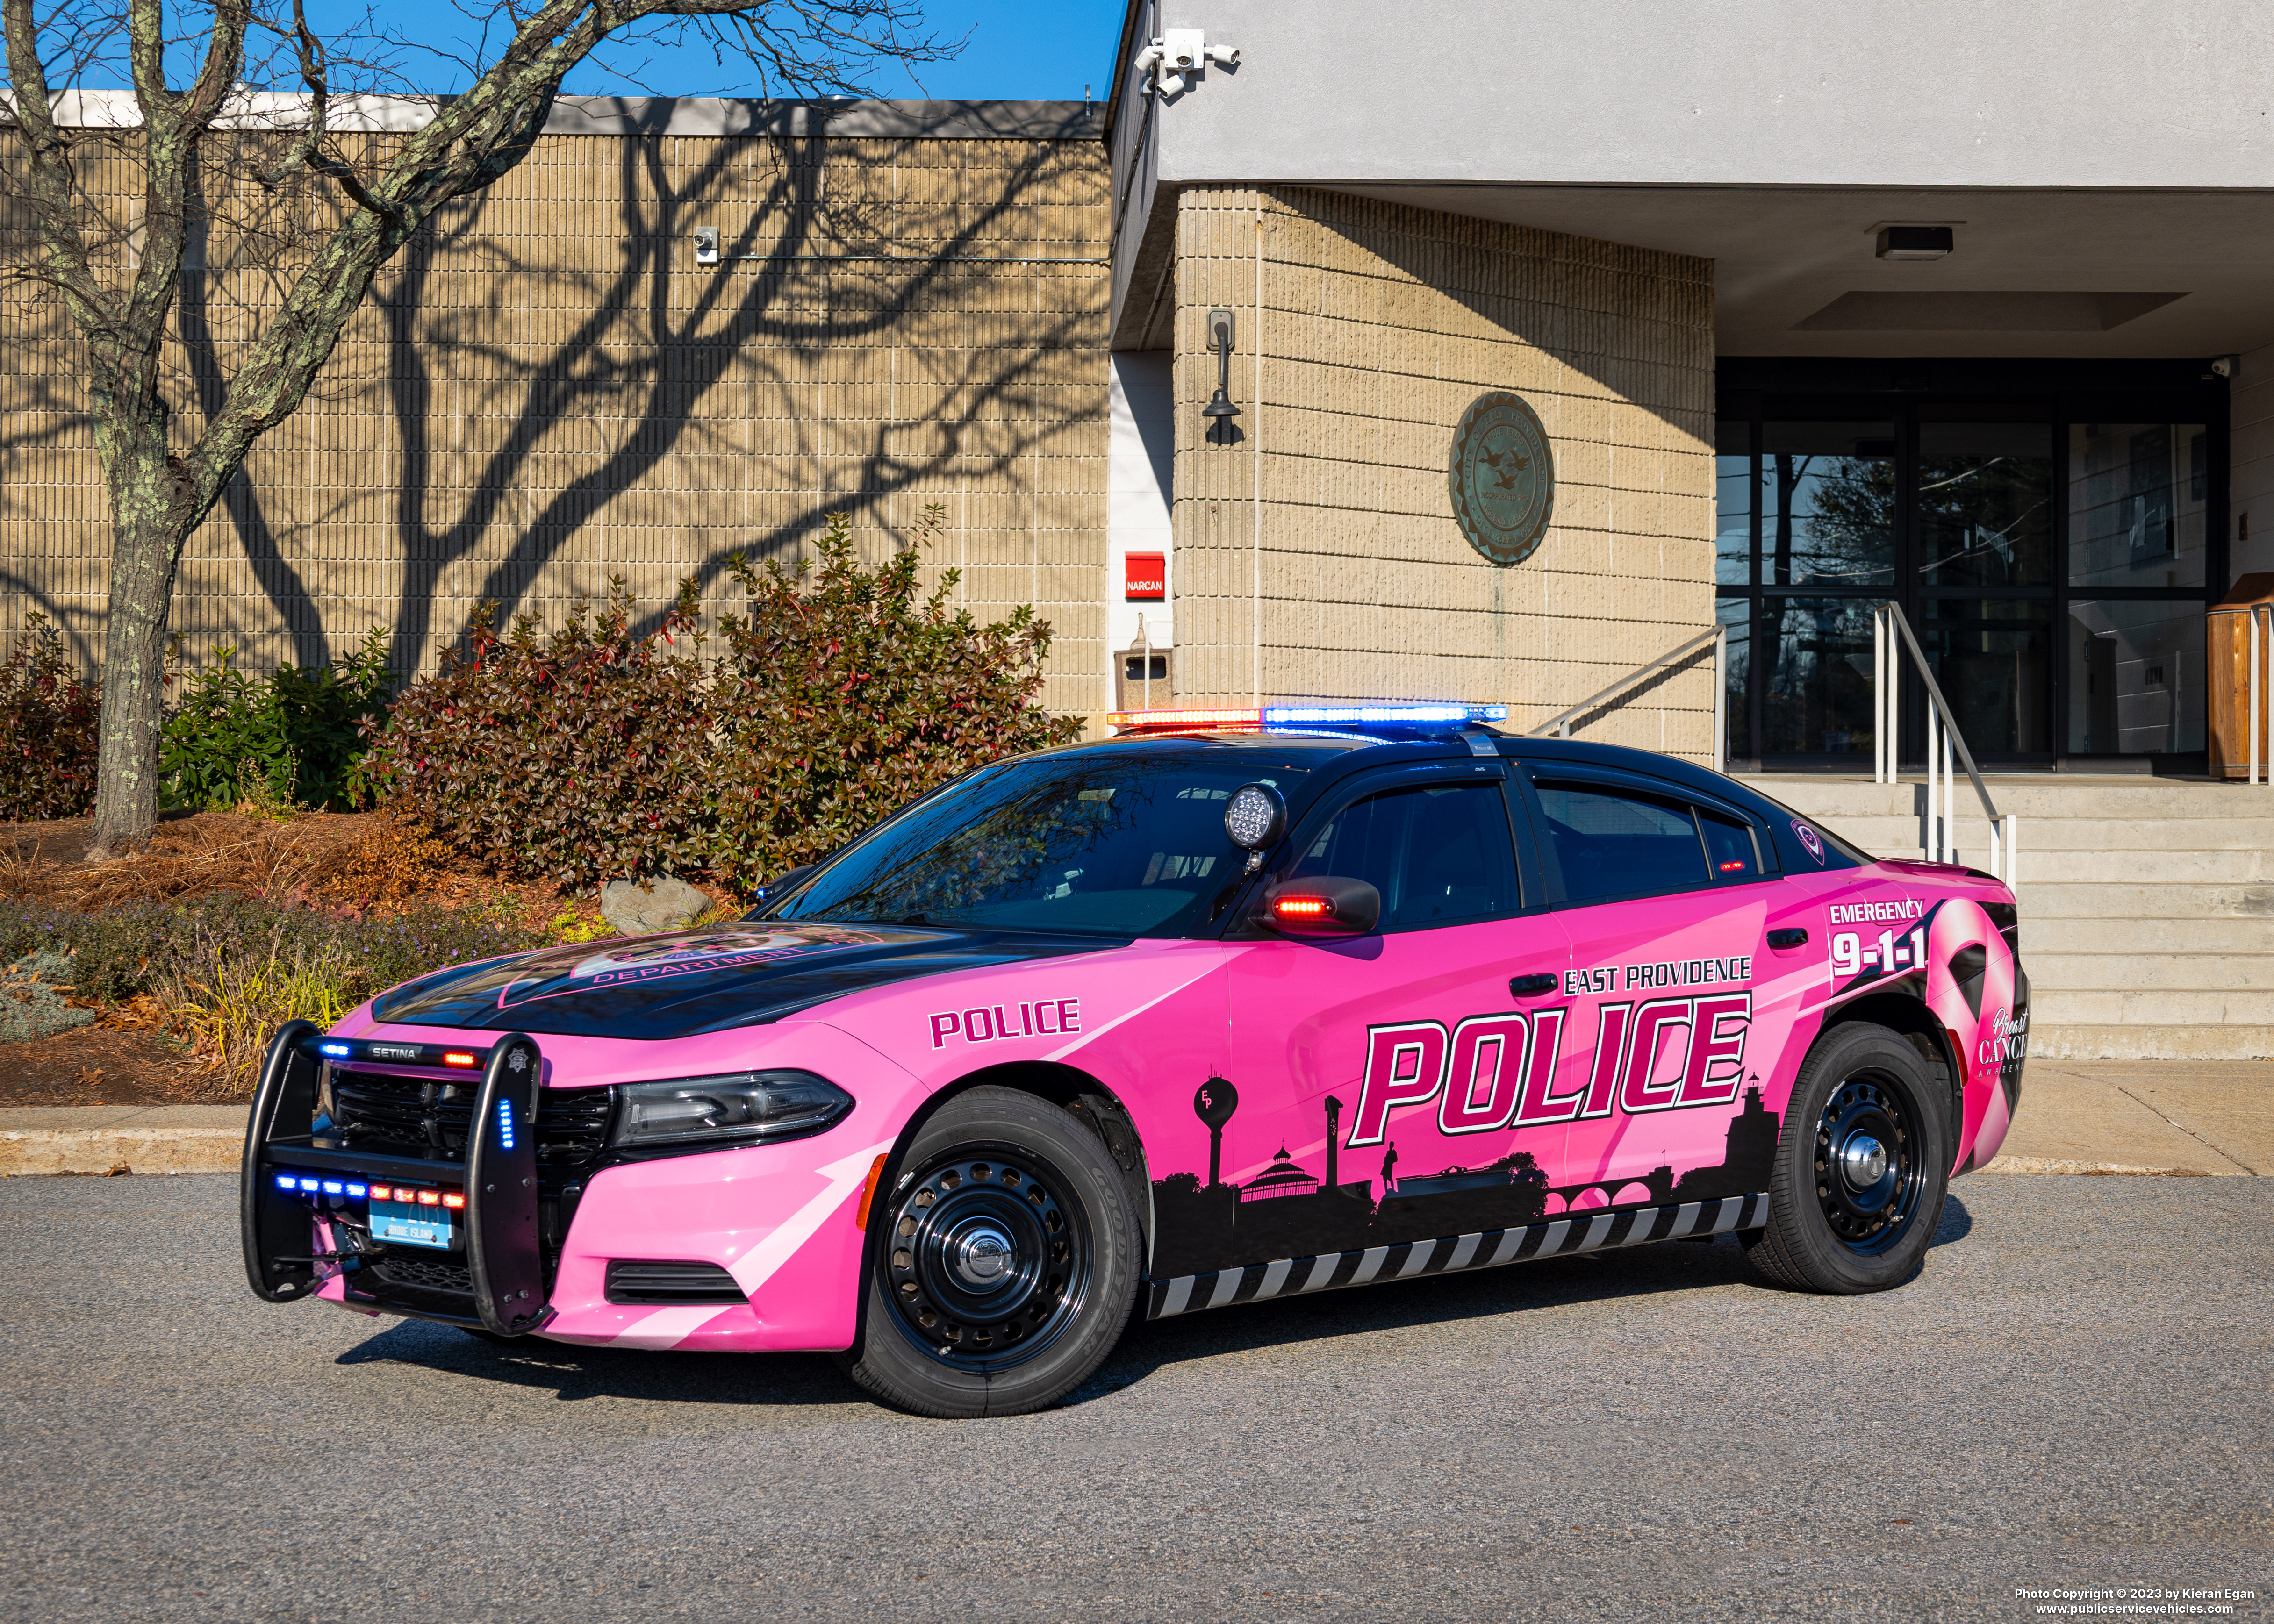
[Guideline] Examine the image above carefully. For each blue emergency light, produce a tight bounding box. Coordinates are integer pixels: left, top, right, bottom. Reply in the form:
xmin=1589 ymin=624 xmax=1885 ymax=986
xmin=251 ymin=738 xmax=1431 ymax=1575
xmin=1107 ymin=702 xmax=1507 ymax=734
xmin=497 ymin=1097 xmax=516 ymax=1150
xmin=319 ymin=1041 xmax=352 ymax=1059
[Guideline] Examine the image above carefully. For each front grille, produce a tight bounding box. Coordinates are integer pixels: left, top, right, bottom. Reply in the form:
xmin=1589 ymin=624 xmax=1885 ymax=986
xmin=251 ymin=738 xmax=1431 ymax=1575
xmin=371 ymin=1254 xmax=474 ymax=1295
xmin=605 ymin=1260 xmax=746 ymax=1305
xmin=324 ymin=1070 xmax=616 ymax=1316
xmin=325 ymin=1072 xmax=614 ymax=1188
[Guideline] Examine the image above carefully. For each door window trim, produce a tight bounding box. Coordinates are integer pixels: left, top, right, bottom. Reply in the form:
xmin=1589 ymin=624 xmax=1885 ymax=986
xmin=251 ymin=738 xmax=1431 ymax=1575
xmin=1516 ymin=765 xmax=1781 ymax=909
xmin=1229 ymin=760 xmax=1543 ymax=937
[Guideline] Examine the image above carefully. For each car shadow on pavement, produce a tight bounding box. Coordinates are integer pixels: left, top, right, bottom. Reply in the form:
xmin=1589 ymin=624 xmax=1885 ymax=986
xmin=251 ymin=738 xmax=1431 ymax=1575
xmin=327 ymin=1193 xmax=1976 ymax=1412
xmin=1072 ymin=1191 xmax=1978 ymax=1406
xmin=336 ymin=1319 xmax=857 ymax=1408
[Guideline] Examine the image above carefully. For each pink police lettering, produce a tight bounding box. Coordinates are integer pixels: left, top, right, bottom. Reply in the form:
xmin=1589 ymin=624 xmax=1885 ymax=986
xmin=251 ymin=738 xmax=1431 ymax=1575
xmin=929 ymin=997 xmax=1082 ymax=1050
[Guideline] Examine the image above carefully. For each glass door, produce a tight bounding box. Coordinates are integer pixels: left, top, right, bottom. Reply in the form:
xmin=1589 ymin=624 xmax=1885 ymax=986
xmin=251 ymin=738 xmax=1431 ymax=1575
xmin=1715 ymin=367 xmax=2225 ymax=773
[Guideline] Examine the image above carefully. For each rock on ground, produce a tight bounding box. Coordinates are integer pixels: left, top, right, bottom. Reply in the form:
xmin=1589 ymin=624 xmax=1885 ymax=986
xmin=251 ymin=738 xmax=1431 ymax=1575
xmin=599 ymin=875 xmax=709 ymax=936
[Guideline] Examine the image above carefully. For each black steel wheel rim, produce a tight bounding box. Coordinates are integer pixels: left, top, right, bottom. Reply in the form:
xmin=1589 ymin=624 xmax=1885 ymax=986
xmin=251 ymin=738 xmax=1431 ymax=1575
xmin=880 ymin=1147 xmax=1093 ymax=1372
xmin=1813 ymin=1070 xmax=1923 ymax=1256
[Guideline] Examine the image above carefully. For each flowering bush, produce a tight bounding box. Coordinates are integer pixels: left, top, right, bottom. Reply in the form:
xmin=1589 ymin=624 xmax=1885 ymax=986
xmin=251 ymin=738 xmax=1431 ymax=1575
xmin=364 ymin=507 xmax=1078 ymax=892
xmin=0 ymin=615 xmax=100 ymax=822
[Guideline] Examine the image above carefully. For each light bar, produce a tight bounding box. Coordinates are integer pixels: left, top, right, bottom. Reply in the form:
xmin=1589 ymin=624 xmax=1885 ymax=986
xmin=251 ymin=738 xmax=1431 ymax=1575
xmin=1263 ymin=703 xmax=1508 ymax=726
xmin=318 ymin=1041 xmax=351 ymax=1059
xmin=1105 ymin=707 xmax=1262 ymax=732
xmin=1274 ymin=896 xmax=1331 ymax=917
xmin=1108 ymin=703 xmax=1508 ymax=734
xmin=442 ymin=1050 xmax=480 ymax=1069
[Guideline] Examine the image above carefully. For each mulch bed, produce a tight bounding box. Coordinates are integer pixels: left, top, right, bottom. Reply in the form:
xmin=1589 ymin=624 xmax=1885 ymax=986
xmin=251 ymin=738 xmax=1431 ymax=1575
xmin=0 ymin=1026 xmax=198 ymax=1107
xmin=0 ymin=809 xmax=674 ymax=1108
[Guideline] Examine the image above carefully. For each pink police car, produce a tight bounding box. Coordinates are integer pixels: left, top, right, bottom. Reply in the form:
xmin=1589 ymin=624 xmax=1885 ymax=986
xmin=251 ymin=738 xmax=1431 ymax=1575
xmin=242 ymin=704 xmax=2028 ymax=1417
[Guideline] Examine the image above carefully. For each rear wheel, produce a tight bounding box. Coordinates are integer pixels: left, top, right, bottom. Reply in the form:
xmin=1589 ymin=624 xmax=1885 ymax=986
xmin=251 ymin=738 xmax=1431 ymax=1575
xmin=838 ymin=1087 xmax=1139 ymax=1418
xmin=1743 ymin=1021 xmax=1950 ymax=1294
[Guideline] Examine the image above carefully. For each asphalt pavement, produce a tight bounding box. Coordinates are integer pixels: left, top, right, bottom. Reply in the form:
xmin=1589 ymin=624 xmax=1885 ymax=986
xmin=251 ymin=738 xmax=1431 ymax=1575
xmin=1 ymin=1173 xmax=2267 ymax=1624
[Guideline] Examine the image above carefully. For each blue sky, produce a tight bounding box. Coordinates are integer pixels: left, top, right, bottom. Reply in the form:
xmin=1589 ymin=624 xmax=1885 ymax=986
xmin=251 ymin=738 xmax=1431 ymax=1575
xmin=323 ymin=0 xmax=1124 ymax=102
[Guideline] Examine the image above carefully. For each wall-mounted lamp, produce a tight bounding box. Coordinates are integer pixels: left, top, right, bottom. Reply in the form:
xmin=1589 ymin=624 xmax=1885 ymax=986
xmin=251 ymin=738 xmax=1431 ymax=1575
xmin=1203 ymin=307 xmax=1241 ymax=444
xmin=693 ymin=227 xmax=720 ymax=265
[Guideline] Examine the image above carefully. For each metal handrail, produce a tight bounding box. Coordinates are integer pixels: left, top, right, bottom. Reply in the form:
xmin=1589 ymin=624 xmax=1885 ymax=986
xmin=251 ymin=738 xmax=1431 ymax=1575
xmin=1530 ymin=625 xmax=1728 ymax=773
xmin=1871 ymin=602 xmax=2018 ymax=884
xmin=2249 ymin=602 xmax=2274 ymax=786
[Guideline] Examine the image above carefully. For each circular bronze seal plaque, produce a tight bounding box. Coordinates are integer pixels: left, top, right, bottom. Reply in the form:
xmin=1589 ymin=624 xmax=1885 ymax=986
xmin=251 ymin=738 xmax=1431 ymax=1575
xmin=1448 ymin=391 xmax=1555 ymax=566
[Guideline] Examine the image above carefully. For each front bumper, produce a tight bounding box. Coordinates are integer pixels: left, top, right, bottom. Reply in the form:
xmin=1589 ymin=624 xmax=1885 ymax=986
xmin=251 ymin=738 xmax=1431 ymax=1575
xmin=244 ymin=1019 xmax=908 ymax=1352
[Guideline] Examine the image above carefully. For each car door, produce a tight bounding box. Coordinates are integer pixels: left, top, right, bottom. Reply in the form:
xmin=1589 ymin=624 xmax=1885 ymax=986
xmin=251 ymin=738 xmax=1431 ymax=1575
xmin=1149 ymin=759 xmax=1569 ymax=1281
xmin=1514 ymin=764 xmax=1813 ymax=1213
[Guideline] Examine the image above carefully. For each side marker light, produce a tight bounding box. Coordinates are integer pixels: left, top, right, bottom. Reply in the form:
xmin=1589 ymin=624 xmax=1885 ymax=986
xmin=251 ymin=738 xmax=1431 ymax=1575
xmin=854 ymin=1152 xmax=890 ymax=1231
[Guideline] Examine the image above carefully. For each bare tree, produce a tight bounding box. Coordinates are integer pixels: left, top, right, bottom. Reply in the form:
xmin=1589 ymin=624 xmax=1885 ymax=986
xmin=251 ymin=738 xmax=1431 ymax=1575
xmin=2 ymin=0 xmax=950 ymax=858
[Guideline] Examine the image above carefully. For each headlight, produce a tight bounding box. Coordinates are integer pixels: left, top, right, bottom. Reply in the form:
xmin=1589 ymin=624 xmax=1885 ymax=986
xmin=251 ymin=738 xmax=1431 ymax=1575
xmin=609 ymin=1071 xmax=853 ymax=1152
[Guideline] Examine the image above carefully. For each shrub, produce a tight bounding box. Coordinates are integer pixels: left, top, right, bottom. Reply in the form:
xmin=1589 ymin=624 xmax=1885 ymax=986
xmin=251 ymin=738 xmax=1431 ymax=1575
xmin=703 ymin=508 xmax=1079 ymax=890
xmin=0 ymin=614 xmax=100 ymax=822
xmin=361 ymin=581 xmax=713 ymax=888
xmin=365 ymin=507 xmax=1079 ymax=892
xmin=160 ymin=628 xmax=395 ymax=812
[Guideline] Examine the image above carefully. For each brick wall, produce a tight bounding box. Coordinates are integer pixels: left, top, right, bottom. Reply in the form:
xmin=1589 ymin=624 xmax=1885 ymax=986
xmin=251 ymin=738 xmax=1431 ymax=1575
xmin=0 ymin=117 xmax=1112 ymax=715
xmin=1167 ymin=187 xmax=1717 ymax=758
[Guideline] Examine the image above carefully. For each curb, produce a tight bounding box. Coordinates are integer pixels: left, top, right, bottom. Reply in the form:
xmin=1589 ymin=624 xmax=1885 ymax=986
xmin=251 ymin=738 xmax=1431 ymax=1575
xmin=0 ymin=1128 xmax=241 ymax=1176
xmin=1977 ymin=1153 xmax=2224 ymax=1178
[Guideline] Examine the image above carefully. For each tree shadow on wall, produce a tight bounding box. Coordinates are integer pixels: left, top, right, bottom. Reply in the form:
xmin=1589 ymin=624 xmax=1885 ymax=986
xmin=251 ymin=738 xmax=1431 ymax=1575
xmin=366 ymin=110 xmax=1106 ymax=671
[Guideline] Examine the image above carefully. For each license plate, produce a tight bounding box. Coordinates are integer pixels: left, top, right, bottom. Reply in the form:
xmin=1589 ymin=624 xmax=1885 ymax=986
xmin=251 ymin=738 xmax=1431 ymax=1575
xmin=370 ymin=1197 xmax=457 ymax=1251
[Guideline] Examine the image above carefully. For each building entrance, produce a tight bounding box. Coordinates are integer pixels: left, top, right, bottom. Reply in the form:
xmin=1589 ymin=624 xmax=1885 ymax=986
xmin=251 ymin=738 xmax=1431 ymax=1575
xmin=1714 ymin=360 xmax=2226 ymax=771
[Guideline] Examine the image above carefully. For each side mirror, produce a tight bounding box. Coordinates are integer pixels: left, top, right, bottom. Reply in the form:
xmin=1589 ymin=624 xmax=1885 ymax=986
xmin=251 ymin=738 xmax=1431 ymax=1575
xmin=1260 ymin=875 xmax=1381 ymax=938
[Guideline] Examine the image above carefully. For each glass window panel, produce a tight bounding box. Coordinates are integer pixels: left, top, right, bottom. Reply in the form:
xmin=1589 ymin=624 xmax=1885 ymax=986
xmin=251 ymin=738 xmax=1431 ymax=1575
xmin=1918 ymin=422 xmax=2053 ymax=587
xmin=2067 ymin=423 xmax=2209 ymax=588
xmin=1919 ymin=599 xmax=2051 ymax=756
xmin=1533 ymin=785 xmax=1706 ymax=902
xmin=1288 ymin=783 xmax=1519 ymax=928
xmin=2067 ymin=599 xmax=2205 ymax=754
xmin=1762 ymin=421 xmax=1895 ymax=588
xmin=1700 ymin=812 xmax=1763 ymax=880
xmin=1715 ymin=416 xmax=1752 ymax=587
xmin=1762 ymin=597 xmax=1879 ymax=758
xmin=1718 ymin=597 xmax=1752 ymax=763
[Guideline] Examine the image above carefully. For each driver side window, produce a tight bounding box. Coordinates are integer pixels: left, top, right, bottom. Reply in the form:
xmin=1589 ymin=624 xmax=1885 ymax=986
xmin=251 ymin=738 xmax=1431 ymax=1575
xmin=1285 ymin=781 xmax=1520 ymax=928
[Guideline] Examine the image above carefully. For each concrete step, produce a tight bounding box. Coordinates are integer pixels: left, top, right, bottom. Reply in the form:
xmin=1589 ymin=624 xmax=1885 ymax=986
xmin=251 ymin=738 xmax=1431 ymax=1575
xmin=2021 ymin=916 xmax=2274 ymax=954
xmin=2027 ymin=1024 xmax=2274 ymax=1061
xmin=1746 ymin=776 xmax=2272 ymax=821
xmin=2014 ymin=882 xmax=2274 ymax=919
xmin=2029 ymin=987 xmax=2274 ymax=1025
xmin=2026 ymin=953 xmax=2274 ymax=991
xmin=2015 ymin=849 xmax=2274 ymax=885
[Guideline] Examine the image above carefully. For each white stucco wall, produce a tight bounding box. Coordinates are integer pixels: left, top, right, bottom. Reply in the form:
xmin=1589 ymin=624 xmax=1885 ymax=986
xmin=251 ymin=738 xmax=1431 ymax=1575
xmin=1127 ymin=1 xmax=2274 ymax=190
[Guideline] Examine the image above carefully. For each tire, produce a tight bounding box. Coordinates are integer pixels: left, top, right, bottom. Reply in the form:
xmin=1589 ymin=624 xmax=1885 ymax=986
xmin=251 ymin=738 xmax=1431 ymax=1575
xmin=1742 ymin=1021 xmax=1950 ymax=1295
xmin=837 ymin=1086 xmax=1141 ymax=1418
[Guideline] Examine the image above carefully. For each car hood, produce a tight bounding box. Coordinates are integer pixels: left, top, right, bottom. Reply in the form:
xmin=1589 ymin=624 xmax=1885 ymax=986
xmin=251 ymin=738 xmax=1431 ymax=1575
xmin=368 ymin=921 xmax=1120 ymax=1040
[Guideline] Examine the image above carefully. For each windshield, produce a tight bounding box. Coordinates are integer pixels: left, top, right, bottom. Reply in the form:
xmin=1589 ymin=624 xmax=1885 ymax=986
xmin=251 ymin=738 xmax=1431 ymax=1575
xmin=766 ymin=751 xmax=1312 ymax=937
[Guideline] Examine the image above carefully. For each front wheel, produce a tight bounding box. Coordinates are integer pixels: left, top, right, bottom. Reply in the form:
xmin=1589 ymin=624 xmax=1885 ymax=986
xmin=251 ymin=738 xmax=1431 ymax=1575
xmin=838 ymin=1087 xmax=1140 ymax=1418
xmin=1743 ymin=1021 xmax=1950 ymax=1294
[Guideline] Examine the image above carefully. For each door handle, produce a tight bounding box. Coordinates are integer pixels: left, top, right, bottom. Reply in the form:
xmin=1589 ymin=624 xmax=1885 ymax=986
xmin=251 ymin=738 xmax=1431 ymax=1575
xmin=1509 ymin=973 xmax=1559 ymax=997
xmin=1767 ymin=928 xmax=1809 ymax=949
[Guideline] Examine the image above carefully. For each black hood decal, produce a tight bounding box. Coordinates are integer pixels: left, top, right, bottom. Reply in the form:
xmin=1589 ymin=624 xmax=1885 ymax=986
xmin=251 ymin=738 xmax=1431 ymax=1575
xmin=369 ymin=922 xmax=1119 ymax=1040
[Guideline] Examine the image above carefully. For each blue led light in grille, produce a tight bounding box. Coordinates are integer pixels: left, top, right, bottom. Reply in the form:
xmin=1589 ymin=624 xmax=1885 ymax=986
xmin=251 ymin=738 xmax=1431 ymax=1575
xmin=321 ymin=1180 xmax=343 ymax=1195
xmin=346 ymin=1183 xmax=367 ymax=1198
xmin=318 ymin=1041 xmax=351 ymax=1059
xmin=497 ymin=1097 xmax=516 ymax=1150
xmin=275 ymin=1173 xmax=295 ymax=1190
xmin=297 ymin=1177 xmax=320 ymax=1192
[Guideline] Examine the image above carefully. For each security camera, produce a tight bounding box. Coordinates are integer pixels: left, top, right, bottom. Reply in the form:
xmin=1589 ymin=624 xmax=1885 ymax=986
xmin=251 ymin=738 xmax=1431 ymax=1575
xmin=2212 ymin=354 xmax=2240 ymax=379
xmin=693 ymin=228 xmax=719 ymax=265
